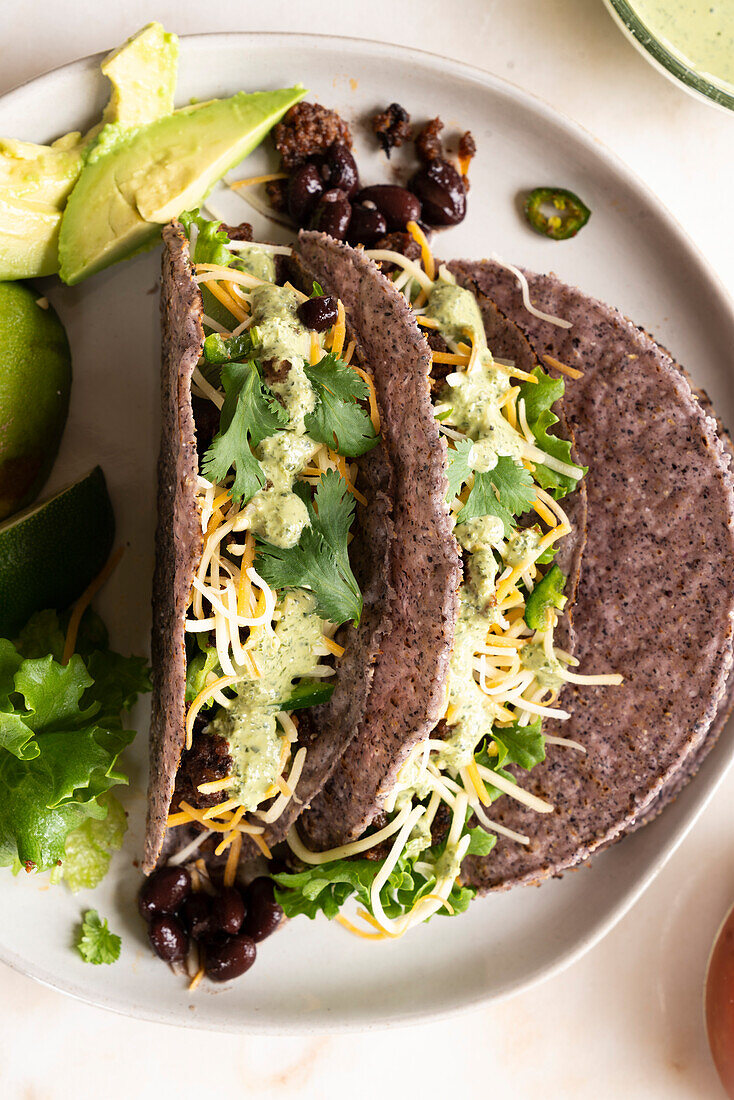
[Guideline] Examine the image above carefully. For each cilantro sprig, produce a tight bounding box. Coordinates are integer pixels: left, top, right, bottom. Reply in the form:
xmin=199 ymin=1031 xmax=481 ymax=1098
xmin=202 ymin=361 xmax=288 ymax=504
xmin=304 ymin=352 xmax=379 ymax=457
xmin=456 ymin=455 xmax=535 ymax=535
xmin=445 ymin=439 xmax=473 ymax=501
xmin=256 ymin=469 xmax=362 ymax=626
xmin=76 ymin=909 xmax=121 ymax=965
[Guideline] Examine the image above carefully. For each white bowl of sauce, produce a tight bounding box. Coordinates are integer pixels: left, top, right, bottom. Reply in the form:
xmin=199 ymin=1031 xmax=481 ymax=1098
xmin=603 ymin=0 xmax=734 ymax=111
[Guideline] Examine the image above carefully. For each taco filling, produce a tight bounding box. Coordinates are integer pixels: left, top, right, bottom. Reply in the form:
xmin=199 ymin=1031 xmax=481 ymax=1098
xmin=275 ymin=230 xmax=621 ymax=937
xmin=151 ymin=214 xmax=384 ymax=873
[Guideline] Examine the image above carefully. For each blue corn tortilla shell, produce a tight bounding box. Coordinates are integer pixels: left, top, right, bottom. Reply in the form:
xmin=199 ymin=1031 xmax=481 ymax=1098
xmin=450 ymin=260 xmax=734 ymax=891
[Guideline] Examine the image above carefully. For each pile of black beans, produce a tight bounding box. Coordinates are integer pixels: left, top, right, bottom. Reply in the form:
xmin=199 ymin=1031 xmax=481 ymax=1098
xmin=139 ymin=866 xmax=283 ymax=983
xmin=287 ymin=142 xmax=466 ymax=244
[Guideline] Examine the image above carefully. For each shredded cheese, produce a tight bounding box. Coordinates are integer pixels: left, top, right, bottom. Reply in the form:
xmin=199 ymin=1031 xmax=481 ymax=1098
xmin=223 ymin=830 xmax=243 ymax=887
xmin=62 ymin=547 xmax=124 ymax=665
xmin=331 ymin=300 xmax=346 ymax=358
xmin=542 ymin=353 xmax=584 ymax=380
xmin=353 ymin=366 xmax=381 ymax=433
xmin=406 ymin=220 xmax=436 ymax=281
xmin=229 ymin=172 xmax=288 ymax=188
xmin=489 ymin=254 xmax=573 ymax=329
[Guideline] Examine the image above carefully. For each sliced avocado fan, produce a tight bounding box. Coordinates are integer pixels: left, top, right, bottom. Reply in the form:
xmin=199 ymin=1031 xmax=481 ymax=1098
xmin=58 ymin=86 xmax=305 ymax=286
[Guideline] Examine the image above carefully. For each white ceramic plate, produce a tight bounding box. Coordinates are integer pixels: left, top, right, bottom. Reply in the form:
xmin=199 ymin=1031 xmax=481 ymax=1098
xmin=1 ymin=33 xmax=733 ymax=1034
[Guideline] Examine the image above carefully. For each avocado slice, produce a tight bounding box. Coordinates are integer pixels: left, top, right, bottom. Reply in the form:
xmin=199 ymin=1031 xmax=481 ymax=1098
xmin=0 ymin=134 xmax=84 ymax=279
xmin=0 ymin=23 xmax=179 ymax=280
xmin=58 ymin=86 xmax=305 ymax=286
xmin=100 ymin=22 xmax=178 ymax=128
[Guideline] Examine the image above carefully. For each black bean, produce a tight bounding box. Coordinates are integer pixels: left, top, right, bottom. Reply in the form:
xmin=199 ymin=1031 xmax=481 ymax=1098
xmin=356 ymin=185 xmax=421 ymax=232
xmin=242 ymin=877 xmax=284 ymax=943
xmin=317 ymin=143 xmax=360 ymax=196
xmin=309 ymin=188 xmax=352 ymax=240
xmin=210 ymin=886 xmax=246 ymax=935
xmin=138 ymin=866 xmax=191 ymax=921
xmin=205 ymin=934 xmax=257 ymax=982
xmin=148 ymin=914 xmax=189 ymax=962
xmin=181 ymin=892 xmax=212 ymax=940
xmin=297 ymin=294 xmax=339 ymax=332
xmin=347 ymin=203 xmax=388 ymax=246
xmin=408 ymin=159 xmax=466 ymax=226
xmin=287 ymin=163 xmax=324 ymax=225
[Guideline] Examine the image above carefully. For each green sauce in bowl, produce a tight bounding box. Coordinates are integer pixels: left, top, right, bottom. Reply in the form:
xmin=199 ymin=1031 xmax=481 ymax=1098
xmin=605 ymin=0 xmax=734 ymax=110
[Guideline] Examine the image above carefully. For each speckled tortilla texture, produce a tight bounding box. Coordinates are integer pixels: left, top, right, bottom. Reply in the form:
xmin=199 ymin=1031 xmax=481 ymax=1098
xmin=296 ymin=231 xmax=461 ymax=848
xmin=450 ymin=261 xmax=734 ymax=891
xmin=625 ymin=387 xmax=734 ymax=832
xmin=143 ymin=224 xmax=204 ymax=874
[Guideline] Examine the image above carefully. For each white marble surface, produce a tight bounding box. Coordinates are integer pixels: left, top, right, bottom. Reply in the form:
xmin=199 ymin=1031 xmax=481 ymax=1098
xmin=1 ymin=1 xmax=733 ymax=1096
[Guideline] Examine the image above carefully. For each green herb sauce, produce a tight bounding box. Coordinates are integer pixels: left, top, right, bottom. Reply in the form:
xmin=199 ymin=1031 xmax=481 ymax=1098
xmin=630 ymin=0 xmax=734 ymax=94
xmin=208 ymin=591 xmax=324 ymax=810
xmin=249 ymin=284 xmax=316 ymax=433
xmin=233 ymin=245 xmax=277 ymax=283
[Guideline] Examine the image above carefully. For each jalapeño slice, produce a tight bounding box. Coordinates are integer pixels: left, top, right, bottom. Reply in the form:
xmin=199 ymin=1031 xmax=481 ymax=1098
xmin=525 ymin=187 xmax=591 ymax=241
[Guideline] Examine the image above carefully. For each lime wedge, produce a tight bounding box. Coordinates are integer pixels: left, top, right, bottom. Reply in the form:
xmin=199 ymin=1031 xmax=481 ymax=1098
xmin=0 ymin=282 xmax=71 ymax=519
xmin=0 ymin=466 xmax=114 ymax=637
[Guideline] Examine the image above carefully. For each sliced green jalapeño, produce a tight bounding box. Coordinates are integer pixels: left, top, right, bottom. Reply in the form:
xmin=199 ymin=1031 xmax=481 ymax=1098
xmin=279 ymin=679 xmax=335 ymax=712
xmin=524 ymin=187 xmax=591 ymax=240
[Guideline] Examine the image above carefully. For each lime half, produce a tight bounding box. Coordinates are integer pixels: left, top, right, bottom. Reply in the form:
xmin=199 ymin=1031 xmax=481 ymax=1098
xmin=0 ymin=466 xmax=114 ymax=637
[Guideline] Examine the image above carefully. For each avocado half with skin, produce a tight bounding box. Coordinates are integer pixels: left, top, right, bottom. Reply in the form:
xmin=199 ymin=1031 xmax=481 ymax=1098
xmin=58 ymin=86 xmax=306 ymax=286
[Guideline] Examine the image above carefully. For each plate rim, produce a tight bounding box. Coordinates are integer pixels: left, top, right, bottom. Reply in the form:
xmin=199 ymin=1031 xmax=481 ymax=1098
xmin=1 ymin=29 xmax=733 ymax=1034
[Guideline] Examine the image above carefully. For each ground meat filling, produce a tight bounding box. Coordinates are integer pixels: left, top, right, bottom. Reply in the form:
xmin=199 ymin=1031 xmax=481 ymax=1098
xmin=372 ymin=102 xmax=412 ymax=157
xmin=261 ymin=357 xmax=291 ymax=389
xmin=266 ymin=177 xmax=288 ymax=212
xmin=425 ymin=328 xmax=452 ymax=391
xmin=192 ymin=396 xmax=220 ymax=458
xmin=273 ymin=102 xmax=353 ymax=169
xmin=372 ymin=231 xmax=422 ymax=274
xmin=220 ymin=221 xmax=253 ymax=241
xmin=416 ymin=116 xmax=445 ymax=163
xmin=458 ymin=131 xmax=476 ymax=164
xmin=171 ymin=722 xmax=233 ymax=816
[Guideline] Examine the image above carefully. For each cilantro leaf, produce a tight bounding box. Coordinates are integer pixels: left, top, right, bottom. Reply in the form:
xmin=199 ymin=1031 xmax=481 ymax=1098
xmin=76 ymin=909 xmax=121 ymax=965
xmin=519 ymin=368 xmax=586 ymax=498
xmin=256 ymin=470 xmax=362 ymax=626
xmin=311 ymin=281 xmax=324 ymax=297
xmin=445 ymin=439 xmax=473 ymax=501
xmin=202 ymin=361 xmax=288 ymax=504
xmin=62 ymin=792 xmax=127 ymax=893
xmin=0 ymin=610 xmax=149 ymax=874
xmin=304 ymin=352 xmax=379 ymax=456
xmin=457 ymin=455 xmax=535 ymax=535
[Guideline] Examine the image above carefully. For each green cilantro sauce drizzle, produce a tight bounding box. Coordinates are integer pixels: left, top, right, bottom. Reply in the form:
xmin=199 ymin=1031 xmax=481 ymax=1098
xmin=207 ymin=592 xmax=323 ymax=811
xmin=191 ymin=241 xmax=337 ymax=813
